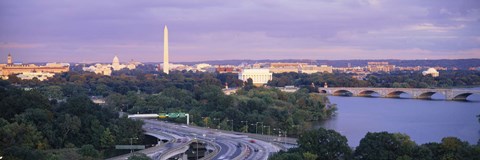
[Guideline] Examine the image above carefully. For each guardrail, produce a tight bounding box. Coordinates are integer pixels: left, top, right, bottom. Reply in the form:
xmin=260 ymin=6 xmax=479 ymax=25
xmin=157 ymin=140 xmax=192 ymax=160
xmin=106 ymin=131 xmax=175 ymax=160
xmin=199 ymin=140 xmax=221 ymax=160
xmin=148 ymin=132 xmax=177 ymax=159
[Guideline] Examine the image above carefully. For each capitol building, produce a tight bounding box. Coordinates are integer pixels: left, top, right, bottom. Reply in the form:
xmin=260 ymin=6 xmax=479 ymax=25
xmin=82 ymin=56 xmax=140 ymax=76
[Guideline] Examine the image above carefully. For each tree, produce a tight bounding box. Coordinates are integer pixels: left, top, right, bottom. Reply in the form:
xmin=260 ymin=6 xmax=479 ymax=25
xmin=128 ymin=153 xmax=151 ymax=160
xmin=269 ymin=151 xmax=303 ymax=160
xmin=354 ymin=132 xmax=428 ymax=160
xmin=42 ymin=85 xmax=64 ymax=100
xmin=56 ymin=114 xmax=81 ymax=147
xmin=303 ymin=152 xmax=318 ymax=160
xmin=0 ymin=121 xmax=47 ymax=160
xmin=297 ymin=128 xmax=352 ymax=159
xmin=244 ymin=78 xmax=255 ymax=91
xmin=78 ymin=144 xmax=100 ymax=159
xmin=100 ymin=128 xmax=115 ymax=148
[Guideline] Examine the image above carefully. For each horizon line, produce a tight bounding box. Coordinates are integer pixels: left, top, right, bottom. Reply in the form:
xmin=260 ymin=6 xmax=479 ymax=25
xmin=11 ymin=58 xmax=480 ymax=64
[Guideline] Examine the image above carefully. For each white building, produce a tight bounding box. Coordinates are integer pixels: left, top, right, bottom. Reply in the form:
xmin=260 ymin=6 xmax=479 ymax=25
xmin=16 ymin=72 xmax=55 ymax=81
xmin=195 ymin=63 xmax=212 ymax=72
xmin=82 ymin=64 xmax=112 ymax=76
xmin=277 ymin=85 xmax=299 ymax=92
xmin=238 ymin=68 xmax=272 ymax=85
xmin=112 ymin=56 xmax=123 ymax=71
xmin=83 ymin=56 xmax=140 ymax=76
xmin=422 ymin=68 xmax=439 ymax=77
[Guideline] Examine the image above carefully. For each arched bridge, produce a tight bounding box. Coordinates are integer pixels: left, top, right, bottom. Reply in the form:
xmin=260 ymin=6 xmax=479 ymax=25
xmin=319 ymin=87 xmax=480 ymax=101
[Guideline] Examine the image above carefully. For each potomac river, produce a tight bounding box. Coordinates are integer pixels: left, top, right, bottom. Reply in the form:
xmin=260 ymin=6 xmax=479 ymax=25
xmin=317 ymin=88 xmax=480 ymax=147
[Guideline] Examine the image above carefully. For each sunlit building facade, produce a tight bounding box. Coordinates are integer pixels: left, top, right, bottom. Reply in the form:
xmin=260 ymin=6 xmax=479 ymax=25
xmin=238 ymin=68 xmax=272 ymax=85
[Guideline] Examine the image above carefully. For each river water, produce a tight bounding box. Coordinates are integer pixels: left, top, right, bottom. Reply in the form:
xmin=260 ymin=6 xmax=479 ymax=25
xmin=317 ymin=89 xmax=480 ymax=147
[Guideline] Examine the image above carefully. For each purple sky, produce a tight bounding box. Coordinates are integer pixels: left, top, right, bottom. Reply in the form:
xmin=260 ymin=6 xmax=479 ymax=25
xmin=0 ymin=0 xmax=479 ymax=63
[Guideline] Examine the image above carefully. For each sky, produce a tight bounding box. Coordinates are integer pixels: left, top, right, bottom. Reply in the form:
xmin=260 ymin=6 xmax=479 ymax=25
xmin=0 ymin=0 xmax=479 ymax=63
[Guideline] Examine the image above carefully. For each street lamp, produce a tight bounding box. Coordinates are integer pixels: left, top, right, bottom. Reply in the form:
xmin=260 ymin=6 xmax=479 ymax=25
xmin=250 ymin=124 xmax=255 ymax=133
xmin=241 ymin=121 xmax=248 ymax=133
xmin=291 ymin=125 xmax=299 ymax=136
xmin=201 ymin=117 xmax=209 ymax=128
xmin=213 ymin=118 xmax=220 ymax=129
xmin=258 ymin=122 xmax=264 ymax=134
xmin=273 ymin=128 xmax=285 ymax=144
xmin=264 ymin=125 xmax=270 ymax=135
xmin=273 ymin=128 xmax=281 ymax=136
xmin=226 ymin=119 xmax=234 ymax=131
xmin=252 ymin=122 xmax=263 ymax=134
xmin=129 ymin=137 xmax=138 ymax=155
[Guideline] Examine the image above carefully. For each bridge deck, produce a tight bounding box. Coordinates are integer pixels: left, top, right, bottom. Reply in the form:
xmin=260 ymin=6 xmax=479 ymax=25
xmin=319 ymin=87 xmax=480 ymax=101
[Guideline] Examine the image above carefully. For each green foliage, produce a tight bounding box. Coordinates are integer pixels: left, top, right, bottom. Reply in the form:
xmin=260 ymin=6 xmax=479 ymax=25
xmin=354 ymin=132 xmax=417 ymax=160
xmin=298 ymin=128 xmax=352 ymax=159
xmin=128 ymin=153 xmax=152 ymax=160
xmin=78 ymin=144 xmax=100 ymax=159
xmin=0 ymin=120 xmax=47 ymax=150
xmin=0 ymin=88 xmax=51 ymax=120
xmin=302 ymin=152 xmax=318 ymax=160
xmin=273 ymin=130 xmax=480 ymax=160
xmin=0 ymin=83 xmax=144 ymax=159
xmin=268 ymin=151 xmax=303 ymax=160
xmin=422 ymin=137 xmax=480 ymax=160
xmin=100 ymin=128 xmax=115 ymax=148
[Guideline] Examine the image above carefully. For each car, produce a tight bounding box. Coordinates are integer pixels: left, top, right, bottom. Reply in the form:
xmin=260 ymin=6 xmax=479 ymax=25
xmin=236 ymin=142 xmax=242 ymax=148
xmin=254 ymin=148 xmax=259 ymax=152
xmin=249 ymin=140 xmax=255 ymax=143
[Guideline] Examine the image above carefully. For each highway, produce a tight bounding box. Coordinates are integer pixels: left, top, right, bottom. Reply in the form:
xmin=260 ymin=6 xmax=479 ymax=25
xmin=143 ymin=119 xmax=282 ymax=160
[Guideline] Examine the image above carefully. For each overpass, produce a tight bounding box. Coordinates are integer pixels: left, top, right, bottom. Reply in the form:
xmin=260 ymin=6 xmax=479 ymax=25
xmin=319 ymin=87 xmax=480 ymax=101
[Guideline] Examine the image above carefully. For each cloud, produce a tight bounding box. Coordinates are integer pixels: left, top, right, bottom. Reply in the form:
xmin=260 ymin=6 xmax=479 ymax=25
xmin=0 ymin=0 xmax=479 ymax=62
xmin=0 ymin=42 xmax=45 ymax=49
xmin=407 ymin=23 xmax=465 ymax=32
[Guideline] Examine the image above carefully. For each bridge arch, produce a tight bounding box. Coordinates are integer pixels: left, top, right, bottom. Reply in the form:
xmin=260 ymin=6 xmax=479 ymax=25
xmin=333 ymin=90 xmax=353 ymax=96
xmin=358 ymin=90 xmax=380 ymax=97
xmin=452 ymin=93 xmax=475 ymax=101
xmin=319 ymin=89 xmax=328 ymax=94
xmin=387 ymin=91 xmax=412 ymax=98
xmin=417 ymin=91 xmax=446 ymax=100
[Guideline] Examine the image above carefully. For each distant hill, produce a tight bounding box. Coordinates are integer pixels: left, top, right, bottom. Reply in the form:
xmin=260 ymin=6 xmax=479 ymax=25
xmin=178 ymin=59 xmax=480 ymax=69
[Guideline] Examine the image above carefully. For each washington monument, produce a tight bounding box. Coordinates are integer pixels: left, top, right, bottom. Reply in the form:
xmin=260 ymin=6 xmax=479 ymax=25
xmin=163 ymin=25 xmax=169 ymax=74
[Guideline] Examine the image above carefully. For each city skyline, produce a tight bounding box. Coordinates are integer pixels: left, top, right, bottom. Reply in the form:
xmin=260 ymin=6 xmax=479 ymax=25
xmin=0 ymin=0 xmax=479 ymax=63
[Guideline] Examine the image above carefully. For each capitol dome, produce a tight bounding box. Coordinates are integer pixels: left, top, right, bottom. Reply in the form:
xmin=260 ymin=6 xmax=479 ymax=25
xmin=112 ymin=56 xmax=119 ymax=64
xmin=422 ymin=68 xmax=439 ymax=77
xmin=112 ymin=56 xmax=121 ymax=71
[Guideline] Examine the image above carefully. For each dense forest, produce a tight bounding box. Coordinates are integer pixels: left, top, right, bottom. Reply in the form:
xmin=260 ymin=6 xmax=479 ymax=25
xmin=0 ymin=81 xmax=144 ymax=159
xmin=123 ymin=85 xmax=335 ymax=134
xmin=270 ymin=128 xmax=480 ymax=160
xmin=5 ymin=67 xmax=336 ymax=135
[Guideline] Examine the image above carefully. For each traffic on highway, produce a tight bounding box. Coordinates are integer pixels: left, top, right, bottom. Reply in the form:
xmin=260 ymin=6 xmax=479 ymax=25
xmin=143 ymin=119 xmax=282 ymax=160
